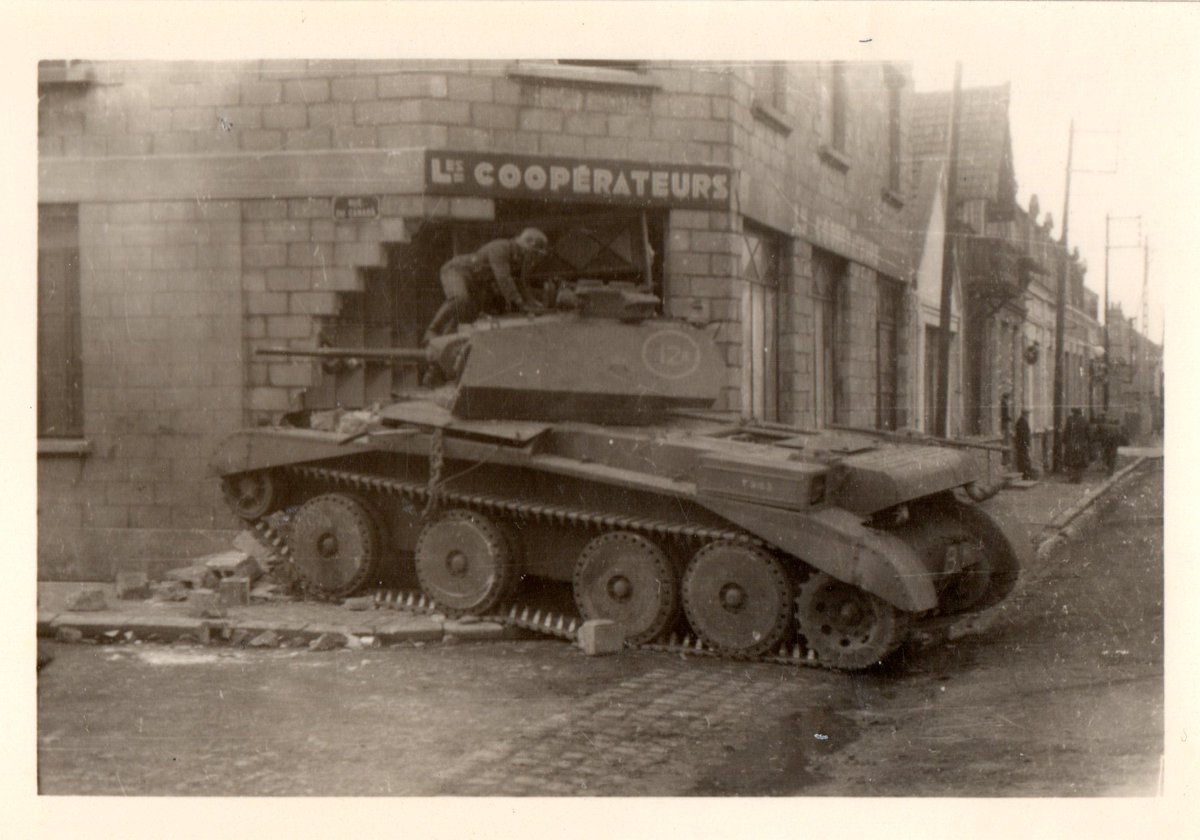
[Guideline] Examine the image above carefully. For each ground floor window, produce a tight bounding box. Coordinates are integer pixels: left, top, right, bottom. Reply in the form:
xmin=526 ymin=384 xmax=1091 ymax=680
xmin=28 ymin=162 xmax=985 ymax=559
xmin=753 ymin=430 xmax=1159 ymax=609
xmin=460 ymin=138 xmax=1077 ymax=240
xmin=876 ymin=275 xmax=902 ymax=430
xmin=38 ymin=203 xmax=82 ymax=438
xmin=812 ymin=248 xmax=847 ymax=426
xmin=740 ymin=224 xmax=783 ymax=421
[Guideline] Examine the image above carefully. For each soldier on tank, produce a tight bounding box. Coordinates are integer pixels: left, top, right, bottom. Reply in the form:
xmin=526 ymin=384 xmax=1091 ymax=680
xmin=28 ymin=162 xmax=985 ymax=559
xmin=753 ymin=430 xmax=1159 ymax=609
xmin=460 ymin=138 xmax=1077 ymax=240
xmin=1062 ymin=407 xmax=1090 ymax=483
xmin=424 ymin=228 xmax=550 ymax=342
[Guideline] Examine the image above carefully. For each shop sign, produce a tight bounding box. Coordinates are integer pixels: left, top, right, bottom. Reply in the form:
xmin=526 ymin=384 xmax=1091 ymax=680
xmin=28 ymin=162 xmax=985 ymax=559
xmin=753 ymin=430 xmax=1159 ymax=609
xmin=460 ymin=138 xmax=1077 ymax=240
xmin=333 ymin=196 xmax=379 ymax=219
xmin=425 ymin=151 xmax=731 ymax=210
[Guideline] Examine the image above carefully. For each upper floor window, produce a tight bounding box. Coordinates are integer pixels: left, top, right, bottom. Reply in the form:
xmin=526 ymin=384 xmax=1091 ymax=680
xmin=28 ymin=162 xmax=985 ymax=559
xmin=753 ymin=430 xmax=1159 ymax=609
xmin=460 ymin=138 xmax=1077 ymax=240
xmin=751 ymin=63 xmax=793 ymax=134
xmin=38 ymin=204 xmax=83 ymax=439
xmin=828 ymin=62 xmax=847 ymax=151
xmin=885 ymin=70 xmax=904 ymax=194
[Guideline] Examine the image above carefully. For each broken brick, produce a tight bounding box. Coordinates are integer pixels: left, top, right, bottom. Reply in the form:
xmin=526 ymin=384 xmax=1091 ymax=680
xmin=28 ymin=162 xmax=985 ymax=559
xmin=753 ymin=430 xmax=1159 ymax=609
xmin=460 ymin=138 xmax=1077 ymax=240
xmin=203 ymin=549 xmax=264 ymax=583
xmin=248 ymin=630 xmax=281 ymax=647
xmin=233 ymin=530 xmax=277 ymax=569
xmin=577 ymin=619 xmax=623 ymax=656
xmin=165 ymin=564 xmax=221 ymax=591
xmin=151 ymin=580 xmax=190 ymax=602
xmin=115 ymin=570 xmax=151 ymax=600
xmin=64 ymin=588 xmax=107 ymax=612
xmin=218 ymin=576 xmax=251 ymax=607
xmin=308 ymin=632 xmax=347 ymax=651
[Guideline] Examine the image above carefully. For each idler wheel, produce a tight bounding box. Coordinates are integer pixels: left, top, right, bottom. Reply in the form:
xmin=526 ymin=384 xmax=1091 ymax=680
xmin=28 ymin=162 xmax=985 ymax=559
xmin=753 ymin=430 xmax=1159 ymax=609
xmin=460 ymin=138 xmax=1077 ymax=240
xmin=681 ymin=542 xmax=793 ymax=656
xmin=221 ymin=470 xmax=279 ymax=521
xmin=573 ymin=532 xmax=678 ymax=645
xmin=415 ymin=509 xmax=516 ymax=616
xmin=289 ymin=493 xmax=381 ymax=597
xmin=794 ymin=572 xmax=910 ymax=670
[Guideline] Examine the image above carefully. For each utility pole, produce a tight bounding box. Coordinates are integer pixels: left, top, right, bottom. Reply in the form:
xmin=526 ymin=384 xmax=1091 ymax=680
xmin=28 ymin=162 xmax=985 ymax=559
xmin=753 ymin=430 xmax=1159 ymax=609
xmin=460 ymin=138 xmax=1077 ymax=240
xmin=1051 ymin=120 xmax=1073 ymax=472
xmin=935 ymin=62 xmax=962 ymax=439
xmin=1103 ymin=213 xmax=1109 ymax=413
xmin=1103 ymin=214 xmax=1141 ymax=413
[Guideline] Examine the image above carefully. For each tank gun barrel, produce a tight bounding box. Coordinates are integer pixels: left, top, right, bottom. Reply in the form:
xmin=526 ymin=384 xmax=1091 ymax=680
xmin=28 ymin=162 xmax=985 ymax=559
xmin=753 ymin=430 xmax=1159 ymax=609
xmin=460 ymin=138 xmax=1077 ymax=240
xmin=256 ymin=346 xmax=431 ymax=363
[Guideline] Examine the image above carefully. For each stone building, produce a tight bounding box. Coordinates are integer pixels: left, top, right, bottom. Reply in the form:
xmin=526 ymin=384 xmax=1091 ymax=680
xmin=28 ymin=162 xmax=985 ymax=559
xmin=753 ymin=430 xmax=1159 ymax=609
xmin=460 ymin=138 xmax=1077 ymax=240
xmin=1104 ymin=303 xmax=1163 ymax=440
xmin=909 ymin=84 xmax=1101 ymax=467
xmin=38 ymin=59 xmax=922 ymax=579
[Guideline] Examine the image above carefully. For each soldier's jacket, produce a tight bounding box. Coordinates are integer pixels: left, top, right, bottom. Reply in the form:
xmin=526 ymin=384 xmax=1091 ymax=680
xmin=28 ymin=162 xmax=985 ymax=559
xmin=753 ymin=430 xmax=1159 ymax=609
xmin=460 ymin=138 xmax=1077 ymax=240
xmin=444 ymin=239 xmax=529 ymax=304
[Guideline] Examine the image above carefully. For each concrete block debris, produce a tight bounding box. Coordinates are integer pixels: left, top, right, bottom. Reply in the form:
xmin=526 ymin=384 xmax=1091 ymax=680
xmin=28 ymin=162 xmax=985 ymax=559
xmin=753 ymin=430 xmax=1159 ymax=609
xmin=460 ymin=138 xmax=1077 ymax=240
xmin=218 ymin=576 xmax=251 ymax=607
xmin=248 ymin=630 xmax=281 ymax=648
xmin=151 ymin=580 xmax=190 ymax=602
xmin=202 ymin=550 xmax=264 ymax=584
xmin=187 ymin=589 xmax=227 ymax=619
xmin=115 ymin=570 xmax=151 ymax=600
xmin=577 ymin=619 xmax=623 ymax=656
xmin=342 ymin=596 xmax=375 ymax=612
xmin=250 ymin=582 xmax=291 ymax=602
xmin=64 ymin=588 xmax=107 ymax=612
xmin=233 ymin=530 xmax=276 ymax=567
xmin=308 ymin=632 xmax=347 ymax=651
xmin=165 ymin=564 xmax=221 ymax=591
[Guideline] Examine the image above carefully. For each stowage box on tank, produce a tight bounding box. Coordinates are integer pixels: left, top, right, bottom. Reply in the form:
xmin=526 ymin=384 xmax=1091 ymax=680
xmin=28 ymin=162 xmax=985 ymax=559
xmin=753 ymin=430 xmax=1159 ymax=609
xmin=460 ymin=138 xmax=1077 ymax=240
xmin=211 ymin=285 xmax=1022 ymax=671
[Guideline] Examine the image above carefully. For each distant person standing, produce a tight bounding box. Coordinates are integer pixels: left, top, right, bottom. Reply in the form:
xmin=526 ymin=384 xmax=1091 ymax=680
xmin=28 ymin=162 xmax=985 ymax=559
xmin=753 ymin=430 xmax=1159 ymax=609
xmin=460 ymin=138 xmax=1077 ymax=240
xmin=1000 ymin=391 xmax=1013 ymax=465
xmin=1097 ymin=413 xmax=1128 ymax=477
xmin=1062 ymin=407 xmax=1090 ymax=483
xmin=1014 ymin=409 xmax=1035 ymax=480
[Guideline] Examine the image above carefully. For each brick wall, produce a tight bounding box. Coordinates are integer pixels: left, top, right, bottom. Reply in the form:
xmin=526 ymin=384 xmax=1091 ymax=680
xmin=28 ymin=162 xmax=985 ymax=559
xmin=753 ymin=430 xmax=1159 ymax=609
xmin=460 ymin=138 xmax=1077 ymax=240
xmin=38 ymin=199 xmax=245 ymax=579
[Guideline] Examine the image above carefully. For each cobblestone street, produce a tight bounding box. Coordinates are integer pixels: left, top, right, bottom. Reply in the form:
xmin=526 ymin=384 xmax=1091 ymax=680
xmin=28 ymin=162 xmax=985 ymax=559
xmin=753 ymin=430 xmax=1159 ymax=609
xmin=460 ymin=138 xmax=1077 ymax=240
xmin=37 ymin=463 xmax=1164 ymax=798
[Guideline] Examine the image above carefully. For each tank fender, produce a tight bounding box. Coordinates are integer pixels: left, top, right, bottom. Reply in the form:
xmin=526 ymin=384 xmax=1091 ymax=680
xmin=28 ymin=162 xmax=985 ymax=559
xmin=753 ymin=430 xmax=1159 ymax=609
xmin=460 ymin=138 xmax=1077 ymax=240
xmin=207 ymin=429 xmax=381 ymax=477
xmin=699 ymin=498 xmax=939 ymax=612
xmin=947 ymin=498 xmax=1026 ymax=610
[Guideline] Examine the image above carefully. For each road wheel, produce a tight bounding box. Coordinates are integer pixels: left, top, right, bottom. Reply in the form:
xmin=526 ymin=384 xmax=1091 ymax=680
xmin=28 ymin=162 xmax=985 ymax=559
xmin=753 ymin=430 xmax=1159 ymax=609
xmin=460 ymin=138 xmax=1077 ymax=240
xmin=415 ymin=509 xmax=516 ymax=616
xmin=795 ymin=572 xmax=910 ymax=670
xmin=221 ymin=470 xmax=279 ymax=521
xmin=289 ymin=493 xmax=381 ymax=597
xmin=681 ymin=542 xmax=793 ymax=657
xmin=573 ymin=531 xmax=678 ymax=644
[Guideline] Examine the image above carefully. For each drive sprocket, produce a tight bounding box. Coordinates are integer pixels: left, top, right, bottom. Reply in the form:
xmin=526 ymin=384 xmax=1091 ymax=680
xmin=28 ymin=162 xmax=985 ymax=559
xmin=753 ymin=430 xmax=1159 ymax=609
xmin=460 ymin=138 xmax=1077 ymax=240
xmin=794 ymin=572 xmax=910 ymax=670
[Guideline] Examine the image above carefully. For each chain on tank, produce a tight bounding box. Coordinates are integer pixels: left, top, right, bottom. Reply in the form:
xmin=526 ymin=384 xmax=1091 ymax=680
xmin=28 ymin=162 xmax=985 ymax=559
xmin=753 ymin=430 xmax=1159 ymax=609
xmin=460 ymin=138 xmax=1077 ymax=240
xmin=242 ymin=465 xmax=835 ymax=669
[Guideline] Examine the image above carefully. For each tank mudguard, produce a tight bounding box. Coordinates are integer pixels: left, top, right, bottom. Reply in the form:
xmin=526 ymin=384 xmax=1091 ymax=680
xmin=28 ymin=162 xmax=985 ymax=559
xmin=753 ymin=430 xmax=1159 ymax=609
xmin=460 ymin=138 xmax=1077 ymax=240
xmin=207 ymin=428 xmax=383 ymax=478
xmin=699 ymin=498 xmax=939 ymax=612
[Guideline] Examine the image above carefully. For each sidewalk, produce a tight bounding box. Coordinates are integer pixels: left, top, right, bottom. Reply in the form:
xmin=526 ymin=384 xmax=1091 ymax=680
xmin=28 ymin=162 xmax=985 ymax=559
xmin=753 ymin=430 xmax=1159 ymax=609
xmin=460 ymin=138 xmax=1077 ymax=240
xmin=38 ymin=448 xmax=1159 ymax=651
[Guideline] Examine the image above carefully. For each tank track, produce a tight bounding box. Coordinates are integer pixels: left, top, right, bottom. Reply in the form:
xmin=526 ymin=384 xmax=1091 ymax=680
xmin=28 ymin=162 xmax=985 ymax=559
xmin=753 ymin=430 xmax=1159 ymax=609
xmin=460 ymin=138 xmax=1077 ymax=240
xmin=243 ymin=474 xmax=827 ymax=669
xmin=284 ymin=464 xmax=762 ymax=547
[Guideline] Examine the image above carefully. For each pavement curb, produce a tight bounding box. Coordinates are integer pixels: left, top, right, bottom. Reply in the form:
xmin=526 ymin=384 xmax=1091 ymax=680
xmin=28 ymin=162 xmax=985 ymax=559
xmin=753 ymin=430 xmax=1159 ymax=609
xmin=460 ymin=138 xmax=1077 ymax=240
xmin=1034 ymin=457 xmax=1148 ymax=561
xmin=38 ymin=603 xmax=518 ymax=650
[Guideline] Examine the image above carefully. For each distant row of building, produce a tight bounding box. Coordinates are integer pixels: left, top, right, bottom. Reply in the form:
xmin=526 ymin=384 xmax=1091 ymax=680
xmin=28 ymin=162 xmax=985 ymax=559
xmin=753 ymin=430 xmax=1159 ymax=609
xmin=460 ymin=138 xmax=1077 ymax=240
xmin=37 ymin=60 xmax=1163 ymax=579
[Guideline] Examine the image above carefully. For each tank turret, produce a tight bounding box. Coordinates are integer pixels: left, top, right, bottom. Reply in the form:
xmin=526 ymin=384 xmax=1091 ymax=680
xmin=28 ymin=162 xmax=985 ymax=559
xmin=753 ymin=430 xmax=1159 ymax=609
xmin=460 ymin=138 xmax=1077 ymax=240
xmin=259 ymin=283 xmax=722 ymax=424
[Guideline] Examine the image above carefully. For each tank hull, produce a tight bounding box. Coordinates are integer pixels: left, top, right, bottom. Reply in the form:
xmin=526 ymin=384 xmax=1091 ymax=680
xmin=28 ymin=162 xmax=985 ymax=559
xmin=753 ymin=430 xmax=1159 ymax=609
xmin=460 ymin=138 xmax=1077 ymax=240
xmin=212 ymin=405 xmax=1021 ymax=666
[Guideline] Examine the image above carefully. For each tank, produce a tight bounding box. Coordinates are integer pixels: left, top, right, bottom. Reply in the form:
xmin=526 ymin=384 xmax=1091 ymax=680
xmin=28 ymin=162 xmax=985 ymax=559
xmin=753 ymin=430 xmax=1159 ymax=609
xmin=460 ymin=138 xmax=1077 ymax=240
xmin=210 ymin=284 xmax=1022 ymax=670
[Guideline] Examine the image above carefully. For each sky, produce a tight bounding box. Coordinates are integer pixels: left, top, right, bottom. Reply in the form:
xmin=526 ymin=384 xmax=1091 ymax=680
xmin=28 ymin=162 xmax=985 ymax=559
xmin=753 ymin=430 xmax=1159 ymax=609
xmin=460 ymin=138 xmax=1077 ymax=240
xmin=909 ymin=22 xmax=1193 ymax=347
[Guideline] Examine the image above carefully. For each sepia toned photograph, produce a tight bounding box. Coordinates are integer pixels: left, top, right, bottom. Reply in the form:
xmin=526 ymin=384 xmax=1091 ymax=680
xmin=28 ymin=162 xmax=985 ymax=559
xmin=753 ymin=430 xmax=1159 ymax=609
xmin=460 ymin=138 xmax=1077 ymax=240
xmin=14 ymin=2 xmax=1195 ymax=834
